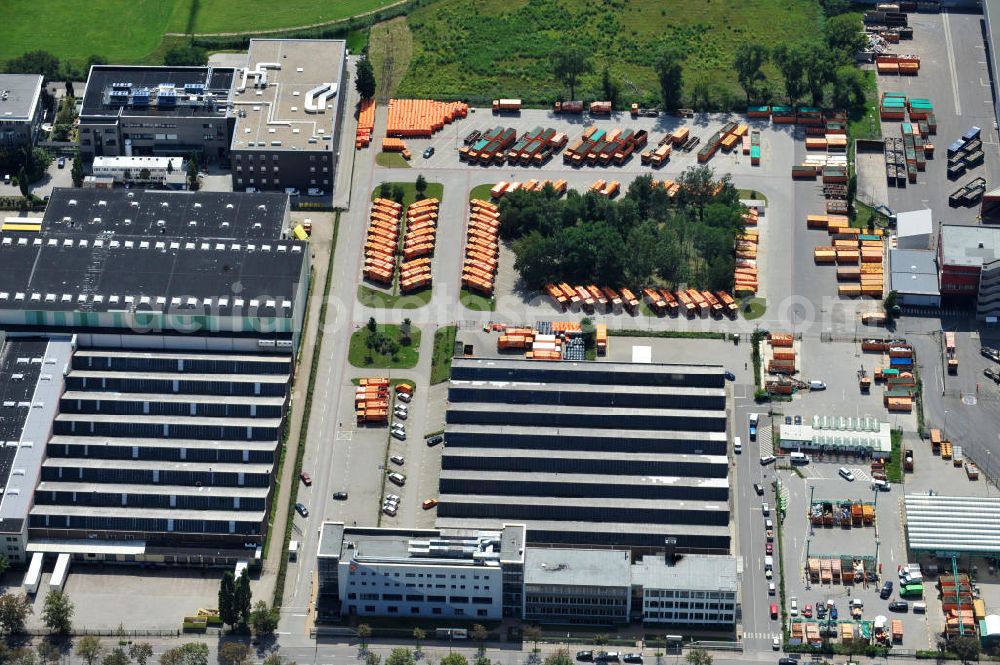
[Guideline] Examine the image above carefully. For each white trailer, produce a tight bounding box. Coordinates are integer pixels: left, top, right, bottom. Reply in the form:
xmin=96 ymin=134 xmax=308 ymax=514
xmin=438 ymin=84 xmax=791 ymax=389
xmin=23 ymin=553 xmax=43 ymax=595
xmin=234 ymin=560 xmax=249 ymax=580
xmin=49 ymin=553 xmax=70 ymax=592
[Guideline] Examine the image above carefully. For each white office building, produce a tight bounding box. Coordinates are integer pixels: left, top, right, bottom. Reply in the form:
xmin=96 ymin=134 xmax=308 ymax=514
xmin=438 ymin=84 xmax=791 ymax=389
xmin=632 ymin=554 xmax=738 ymax=627
xmin=318 ymin=524 xmax=526 ymax=622
xmin=91 ymin=156 xmax=185 ymax=185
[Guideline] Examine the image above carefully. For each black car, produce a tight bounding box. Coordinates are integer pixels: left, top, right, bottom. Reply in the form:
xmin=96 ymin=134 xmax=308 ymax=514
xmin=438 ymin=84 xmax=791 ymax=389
xmin=333 ymin=491 xmax=348 ymax=500
xmin=623 ymin=656 xmax=643 ymax=664
xmin=426 ymin=435 xmax=444 ymax=446
xmin=754 ymin=483 xmax=764 ymax=495
xmin=888 ymin=600 xmax=909 ymax=612
xmin=294 ymin=502 xmax=309 ymax=517
xmin=794 ymin=415 xmax=802 ymax=425
xmin=724 ymin=370 xmax=736 ymax=381
xmin=785 ymin=416 xmax=792 ymax=425
xmin=57 ymin=157 xmax=66 ymax=169
xmin=423 ymin=147 xmax=435 ymax=159
xmin=880 ymin=581 xmax=894 ymax=599
xmin=779 ymin=659 xmax=798 ymax=665
xmin=576 ymin=652 xmax=593 ymax=662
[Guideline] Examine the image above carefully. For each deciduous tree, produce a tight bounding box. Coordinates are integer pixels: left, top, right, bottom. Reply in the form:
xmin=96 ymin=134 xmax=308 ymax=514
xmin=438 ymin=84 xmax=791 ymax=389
xmin=0 ymin=593 xmax=31 ymax=635
xmin=654 ymin=47 xmax=684 ymax=110
xmin=40 ymin=589 xmax=73 ymax=634
xmin=552 ymin=47 xmax=592 ymax=100
xmin=74 ymin=636 xmax=103 ymax=665
xmin=355 ymin=57 xmax=377 ymax=101
xmin=733 ymin=42 xmax=769 ymax=102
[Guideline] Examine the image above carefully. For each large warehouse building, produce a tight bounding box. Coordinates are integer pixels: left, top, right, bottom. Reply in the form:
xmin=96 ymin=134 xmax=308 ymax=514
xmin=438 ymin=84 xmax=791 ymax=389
xmin=438 ymin=358 xmax=731 ymax=552
xmin=0 ymin=188 xmax=306 ymax=570
xmin=938 ymin=224 xmax=1000 ymax=320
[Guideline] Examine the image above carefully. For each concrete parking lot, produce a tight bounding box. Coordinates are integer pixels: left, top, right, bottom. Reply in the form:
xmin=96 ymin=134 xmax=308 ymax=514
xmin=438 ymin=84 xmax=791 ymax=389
xmin=0 ymin=157 xmax=74 ymax=200
xmin=874 ymin=11 xmax=1000 ymax=224
xmin=25 ymin=565 xmax=221 ymax=631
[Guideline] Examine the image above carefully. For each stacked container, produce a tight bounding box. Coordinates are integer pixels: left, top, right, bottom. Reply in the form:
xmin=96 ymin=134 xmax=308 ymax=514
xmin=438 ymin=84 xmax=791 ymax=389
xmin=386 ymin=99 xmax=468 ymax=137
xmin=400 ymin=198 xmax=439 ymax=293
xmin=356 ymin=377 xmax=389 ymax=424
xmin=356 ymin=99 xmax=376 ymax=149
xmin=363 ymin=199 xmax=402 ymax=285
xmin=461 ymin=200 xmax=500 ymax=296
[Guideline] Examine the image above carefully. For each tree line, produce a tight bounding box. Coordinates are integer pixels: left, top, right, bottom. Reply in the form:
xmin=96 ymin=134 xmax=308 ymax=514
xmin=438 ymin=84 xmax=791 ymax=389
xmin=496 ymin=167 xmax=745 ymax=293
xmin=549 ymin=13 xmax=868 ymax=112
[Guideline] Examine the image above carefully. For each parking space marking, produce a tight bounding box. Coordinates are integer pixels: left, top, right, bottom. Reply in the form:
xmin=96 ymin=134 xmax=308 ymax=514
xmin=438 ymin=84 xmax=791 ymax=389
xmin=336 ymin=430 xmax=353 ymax=440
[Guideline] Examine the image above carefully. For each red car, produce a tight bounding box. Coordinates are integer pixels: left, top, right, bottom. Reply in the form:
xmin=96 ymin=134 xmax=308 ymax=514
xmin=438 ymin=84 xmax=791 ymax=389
xmin=770 ymin=603 xmax=778 ymax=619
xmin=803 ymin=604 xmax=813 ymax=618
xmin=300 ymin=471 xmax=312 ymax=486
xmin=766 ymin=541 xmax=774 ymax=555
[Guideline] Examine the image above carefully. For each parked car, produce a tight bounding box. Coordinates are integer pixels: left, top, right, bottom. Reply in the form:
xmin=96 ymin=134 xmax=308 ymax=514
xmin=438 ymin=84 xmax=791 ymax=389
xmin=390 ymin=455 xmax=405 ymax=465
xmin=57 ymin=157 xmax=66 ymax=169
xmin=382 ymin=505 xmax=397 ymax=516
xmin=789 ymin=597 xmax=798 ymax=616
xmin=427 ymin=434 xmax=444 ymax=446
xmin=294 ymin=502 xmax=309 ymax=517
xmin=396 ymin=392 xmax=412 ymax=403
xmin=393 ymin=407 xmax=408 ymax=420
xmin=770 ymin=603 xmax=778 ymax=619
xmin=766 ymin=541 xmax=773 ymax=555
xmin=299 ymin=471 xmax=312 ymax=486
xmin=595 ymin=653 xmax=619 ymax=663
xmin=760 ymin=455 xmax=776 ymax=466
xmin=839 ymin=467 xmax=856 ymax=481
xmin=285 ymin=187 xmax=300 ymax=196
xmin=385 ymin=494 xmax=400 ymax=502
xmin=830 ymin=605 xmax=838 ymax=620
xmin=880 ymin=581 xmax=894 ymax=599
xmin=889 ymin=600 xmax=909 ymax=612
xmin=772 ymin=637 xmax=781 ymax=650
xmin=576 ymin=652 xmax=593 ymax=662
xmin=388 ymin=472 xmax=406 ymax=486
xmin=423 ymin=147 xmax=435 ymax=159
xmin=724 ymin=370 xmax=736 ymax=381
xmin=768 ymin=582 xmax=775 ymax=595
xmin=391 ymin=429 xmax=406 ymax=441
xmin=754 ymin=483 xmax=764 ymax=495
xmin=623 ymin=655 xmax=643 ymax=664
xmin=422 ymin=498 xmax=438 ymax=510
xmin=307 ymin=188 xmax=324 ymax=196
xmin=333 ymin=491 xmax=348 ymax=500
xmin=803 ymin=604 xmax=813 ymax=618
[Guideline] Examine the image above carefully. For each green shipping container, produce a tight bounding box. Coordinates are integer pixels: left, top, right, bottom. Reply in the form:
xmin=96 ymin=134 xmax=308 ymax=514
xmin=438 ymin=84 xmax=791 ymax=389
xmin=751 ymin=146 xmax=760 ymax=159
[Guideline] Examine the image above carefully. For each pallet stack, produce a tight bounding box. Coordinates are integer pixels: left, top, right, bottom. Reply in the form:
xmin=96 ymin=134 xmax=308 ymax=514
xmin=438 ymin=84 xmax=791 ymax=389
xmin=356 ymin=99 xmax=375 ymax=149
xmin=386 ymin=99 xmax=468 ymax=137
xmin=461 ymin=199 xmax=500 ymax=296
xmin=363 ymin=198 xmax=402 ymax=285
xmin=734 ymin=209 xmax=759 ymax=295
xmin=399 ymin=198 xmax=439 ymax=294
xmin=810 ymin=216 xmax=885 ymax=298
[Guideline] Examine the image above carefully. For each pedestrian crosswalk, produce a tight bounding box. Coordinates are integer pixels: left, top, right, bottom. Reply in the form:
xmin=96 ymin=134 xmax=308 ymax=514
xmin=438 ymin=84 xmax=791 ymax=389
xmin=743 ymin=632 xmax=781 ymax=641
xmin=758 ymin=420 xmax=775 ymax=457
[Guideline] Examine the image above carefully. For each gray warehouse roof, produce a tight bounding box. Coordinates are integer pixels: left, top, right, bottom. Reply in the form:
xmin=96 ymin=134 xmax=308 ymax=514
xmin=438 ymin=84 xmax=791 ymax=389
xmin=435 ymin=518 xmax=731 ymax=543
xmin=905 ymin=494 xmax=1000 ymax=553
xmin=631 ymin=554 xmax=739 ymax=592
xmin=445 ymin=423 xmax=726 ymax=446
xmin=0 ymin=74 xmax=43 ymax=121
xmin=524 ymin=547 xmax=631 ymax=588
xmin=890 ymin=248 xmax=940 ymax=296
xmin=42 ymin=189 xmax=290 ymax=240
xmin=452 ymin=357 xmax=724 ymax=381
xmin=439 ymin=469 xmax=730 ymax=490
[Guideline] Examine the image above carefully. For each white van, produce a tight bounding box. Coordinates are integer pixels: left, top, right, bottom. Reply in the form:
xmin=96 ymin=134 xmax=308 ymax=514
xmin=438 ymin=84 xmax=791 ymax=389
xmin=873 ymin=479 xmax=891 ymax=491
xmin=790 ymin=451 xmax=810 ymax=465
xmin=839 ymin=467 xmax=856 ymax=481
xmin=764 ymin=555 xmax=774 ymax=571
xmin=912 ymin=602 xmax=927 ymax=613
xmin=733 ymin=436 xmax=743 ymax=454
xmin=809 ymin=380 xmax=827 ymax=390
xmin=762 ymin=502 xmax=770 ymax=516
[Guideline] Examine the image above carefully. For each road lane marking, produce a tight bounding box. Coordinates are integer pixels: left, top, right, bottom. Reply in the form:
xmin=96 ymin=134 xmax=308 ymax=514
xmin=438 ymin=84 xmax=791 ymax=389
xmin=943 ymin=11 xmax=962 ymax=116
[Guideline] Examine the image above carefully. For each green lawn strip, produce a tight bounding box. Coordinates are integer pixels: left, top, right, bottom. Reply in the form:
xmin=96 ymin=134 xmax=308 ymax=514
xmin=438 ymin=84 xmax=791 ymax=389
xmin=741 ymin=297 xmax=767 ymax=320
xmin=469 ymin=183 xmax=495 ymax=201
xmin=737 ymin=189 xmax=768 ymax=203
xmin=887 ymin=429 xmax=903 ymax=483
xmin=357 ymin=284 xmax=431 ymax=308
xmin=272 ymin=212 xmax=339 ymax=608
xmin=430 ymin=325 xmax=458 ymax=384
xmin=371 ymin=181 xmax=443 ymax=208
xmin=375 ymin=152 xmax=412 ymax=168
xmin=348 ymin=324 xmax=422 ymax=369
xmin=459 ymin=287 xmax=496 ymax=312
xmin=606 ymin=329 xmax=725 ymax=340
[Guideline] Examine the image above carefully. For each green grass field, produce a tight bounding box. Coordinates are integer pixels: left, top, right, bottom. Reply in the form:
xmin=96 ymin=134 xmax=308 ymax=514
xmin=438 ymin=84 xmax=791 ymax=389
xmin=348 ymin=324 xmax=421 ymax=369
xmin=469 ymin=184 xmax=495 ymax=201
xmin=0 ymin=0 xmax=393 ymax=65
xmin=430 ymin=325 xmax=458 ymax=384
xmin=397 ymin=0 xmax=822 ymax=105
xmin=375 ymin=153 xmax=412 ymax=169
xmin=357 ymin=284 xmax=432 ymax=309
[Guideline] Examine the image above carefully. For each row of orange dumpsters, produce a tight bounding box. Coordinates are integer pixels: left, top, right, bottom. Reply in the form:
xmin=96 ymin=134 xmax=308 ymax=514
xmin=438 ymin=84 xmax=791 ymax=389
xmin=543 ymin=283 xmax=740 ymax=320
xmin=363 ymin=197 xmax=441 ymax=294
xmin=497 ymin=322 xmax=608 ymax=360
xmin=461 ymin=200 xmax=501 ymax=297
xmin=356 ymin=378 xmax=414 ymax=424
